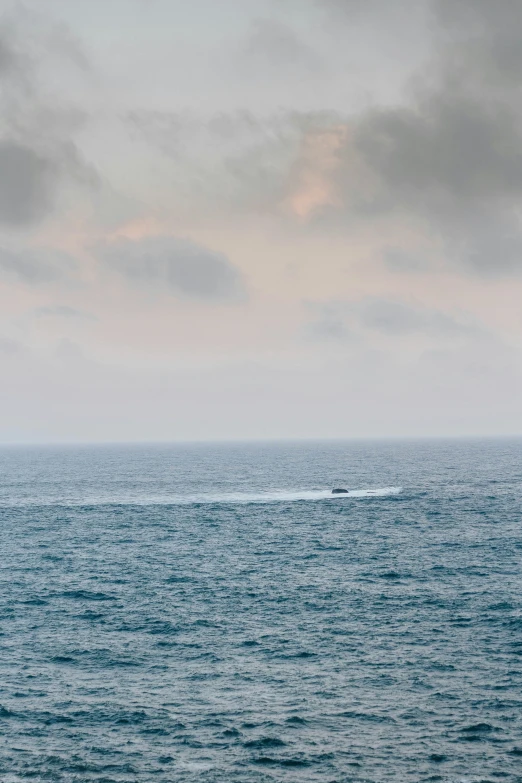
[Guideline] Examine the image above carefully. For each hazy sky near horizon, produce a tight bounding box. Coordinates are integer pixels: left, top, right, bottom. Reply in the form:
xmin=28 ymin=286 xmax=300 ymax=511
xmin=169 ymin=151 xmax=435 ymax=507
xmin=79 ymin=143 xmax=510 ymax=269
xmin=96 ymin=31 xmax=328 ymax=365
xmin=0 ymin=0 xmax=521 ymax=442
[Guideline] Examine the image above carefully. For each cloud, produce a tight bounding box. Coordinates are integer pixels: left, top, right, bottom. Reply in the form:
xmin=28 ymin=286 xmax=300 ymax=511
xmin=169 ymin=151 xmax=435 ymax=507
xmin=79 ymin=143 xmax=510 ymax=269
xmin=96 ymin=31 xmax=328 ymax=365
xmin=0 ymin=140 xmax=58 ymax=226
xmin=32 ymin=305 xmax=97 ymax=321
xmin=355 ymin=298 xmax=479 ymax=336
xmin=97 ymin=236 xmax=246 ymax=302
xmin=286 ymin=1 xmax=522 ymax=275
xmin=241 ymin=18 xmax=323 ymax=74
xmin=382 ymin=248 xmax=432 ymax=273
xmin=127 ymin=59 xmax=522 ymax=279
xmin=54 ymin=337 xmax=87 ymax=363
xmin=283 ymin=125 xmax=347 ymax=218
xmin=125 ymin=107 xmax=340 ymax=218
xmin=433 ymin=0 xmax=522 ymax=87
xmin=303 ymin=300 xmax=353 ymax=341
xmin=0 ymin=30 xmax=17 ymax=75
xmin=0 ymin=14 xmax=94 ymax=227
xmin=0 ymin=245 xmax=77 ymax=284
xmin=319 ymin=0 xmax=421 ymax=20
xmin=126 ymin=1 xmax=522 ymax=277
xmin=305 ymin=297 xmax=482 ymax=341
xmin=0 ymin=336 xmax=25 ymax=355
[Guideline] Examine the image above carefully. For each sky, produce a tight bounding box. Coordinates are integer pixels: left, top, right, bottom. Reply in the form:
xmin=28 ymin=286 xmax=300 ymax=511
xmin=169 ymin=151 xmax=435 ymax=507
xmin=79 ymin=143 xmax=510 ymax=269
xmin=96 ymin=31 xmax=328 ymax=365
xmin=0 ymin=0 xmax=521 ymax=442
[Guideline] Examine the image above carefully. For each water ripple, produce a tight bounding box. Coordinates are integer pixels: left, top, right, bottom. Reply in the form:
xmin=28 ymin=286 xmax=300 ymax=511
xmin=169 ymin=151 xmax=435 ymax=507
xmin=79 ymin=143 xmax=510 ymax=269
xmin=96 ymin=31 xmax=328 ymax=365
xmin=0 ymin=439 xmax=521 ymax=781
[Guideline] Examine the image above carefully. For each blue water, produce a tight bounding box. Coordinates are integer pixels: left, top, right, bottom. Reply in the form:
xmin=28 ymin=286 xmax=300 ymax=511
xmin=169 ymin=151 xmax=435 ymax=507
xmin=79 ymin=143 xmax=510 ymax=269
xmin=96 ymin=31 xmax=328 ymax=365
xmin=0 ymin=439 xmax=521 ymax=782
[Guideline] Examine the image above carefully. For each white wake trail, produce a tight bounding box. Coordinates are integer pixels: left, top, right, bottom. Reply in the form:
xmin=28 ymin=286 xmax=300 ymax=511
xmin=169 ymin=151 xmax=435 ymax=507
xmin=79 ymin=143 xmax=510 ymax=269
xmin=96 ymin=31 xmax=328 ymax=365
xmin=161 ymin=486 xmax=404 ymax=505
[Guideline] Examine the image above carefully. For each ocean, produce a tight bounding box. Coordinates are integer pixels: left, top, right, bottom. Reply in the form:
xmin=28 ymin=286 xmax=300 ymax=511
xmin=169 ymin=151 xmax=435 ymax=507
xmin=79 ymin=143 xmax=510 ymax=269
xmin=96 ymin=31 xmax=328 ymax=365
xmin=0 ymin=439 xmax=521 ymax=782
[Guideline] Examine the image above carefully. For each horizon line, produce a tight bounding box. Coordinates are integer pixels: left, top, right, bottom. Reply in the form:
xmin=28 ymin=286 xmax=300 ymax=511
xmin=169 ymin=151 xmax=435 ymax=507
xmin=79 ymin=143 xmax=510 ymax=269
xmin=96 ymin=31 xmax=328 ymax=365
xmin=0 ymin=433 xmax=521 ymax=448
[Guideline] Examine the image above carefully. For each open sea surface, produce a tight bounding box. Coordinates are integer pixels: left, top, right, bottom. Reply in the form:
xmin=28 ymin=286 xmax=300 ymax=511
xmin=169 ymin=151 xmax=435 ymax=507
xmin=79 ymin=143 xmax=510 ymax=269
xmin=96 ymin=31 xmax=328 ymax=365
xmin=0 ymin=439 xmax=521 ymax=782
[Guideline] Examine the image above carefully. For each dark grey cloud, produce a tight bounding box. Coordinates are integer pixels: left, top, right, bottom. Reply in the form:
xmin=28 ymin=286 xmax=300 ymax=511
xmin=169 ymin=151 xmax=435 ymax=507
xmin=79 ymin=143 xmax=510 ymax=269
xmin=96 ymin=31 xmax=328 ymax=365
xmin=355 ymin=298 xmax=478 ymax=336
xmin=0 ymin=15 xmax=94 ymax=227
xmin=340 ymin=95 xmax=522 ymax=275
xmin=382 ymin=248 xmax=431 ymax=273
xmin=0 ymin=246 xmax=77 ymax=284
xmin=318 ymin=0 xmax=432 ymax=46
xmin=431 ymin=1 xmax=522 ymax=99
xmin=306 ymin=297 xmax=481 ymax=341
xmin=98 ymin=236 xmax=246 ymax=303
xmin=242 ymin=19 xmax=323 ymax=73
xmin=33 ymin=305 xmax=97 ymax=321
xmin=434 ymin=0 xmax=522 ymax=45
xmin=0 ymin=141 xmax=57 ymax=226
xmin=151 ymin=1 xmax=522 ymax=277
xmin=0 ymin=31 xmax=17 ymax=75
xmin=0 ymin=336 xmax=25 ymax=355
xmin=308 ymin=0 xmax=522 ymax=275
xmin=0 ymin=25 xmax=35 ymax=165
xmin=354 ymin=97 xmax=522 ymax=209
xmin=320 ymin=0 xmax=422 ymax=19
xmin=303 ymin=300 xmax=352 ymax=341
